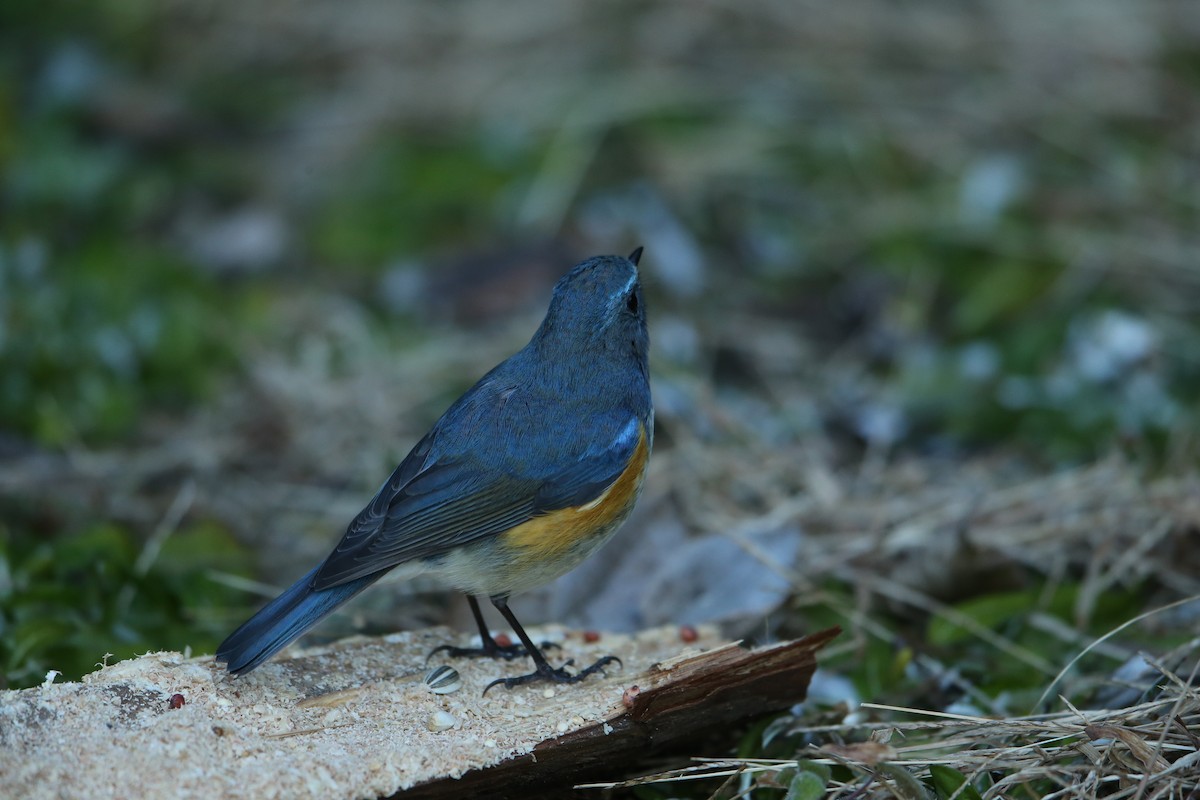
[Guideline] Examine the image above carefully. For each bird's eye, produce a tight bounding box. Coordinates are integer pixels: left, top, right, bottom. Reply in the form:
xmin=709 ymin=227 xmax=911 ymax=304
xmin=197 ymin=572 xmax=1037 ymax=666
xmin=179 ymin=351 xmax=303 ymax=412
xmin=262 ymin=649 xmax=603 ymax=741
xmin=626 ymin=292 xmax=639 ymax=314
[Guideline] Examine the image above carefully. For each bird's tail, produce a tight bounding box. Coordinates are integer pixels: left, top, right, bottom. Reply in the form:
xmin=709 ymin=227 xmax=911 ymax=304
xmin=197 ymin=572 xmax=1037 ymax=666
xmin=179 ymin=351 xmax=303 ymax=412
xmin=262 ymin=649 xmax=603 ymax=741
xmin=215 ymin=566 xmax=380 ymax=675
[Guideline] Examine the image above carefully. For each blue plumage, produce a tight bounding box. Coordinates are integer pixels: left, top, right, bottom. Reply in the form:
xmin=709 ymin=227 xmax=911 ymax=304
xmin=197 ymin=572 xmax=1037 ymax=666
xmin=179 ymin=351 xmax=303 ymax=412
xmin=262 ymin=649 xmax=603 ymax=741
xmin=217 ymin=567 xmax=379 ymax=675
xmin=215 ymin=250 xmax=652 ymax=690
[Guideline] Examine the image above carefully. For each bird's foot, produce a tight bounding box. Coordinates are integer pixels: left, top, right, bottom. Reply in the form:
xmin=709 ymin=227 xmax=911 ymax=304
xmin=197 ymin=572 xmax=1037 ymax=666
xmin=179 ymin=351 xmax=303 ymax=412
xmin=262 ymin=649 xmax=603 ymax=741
xmin=483 ymin=655 xmax=621 ymax=695
xmin=428 ymin=637 xmax=560 ymax=663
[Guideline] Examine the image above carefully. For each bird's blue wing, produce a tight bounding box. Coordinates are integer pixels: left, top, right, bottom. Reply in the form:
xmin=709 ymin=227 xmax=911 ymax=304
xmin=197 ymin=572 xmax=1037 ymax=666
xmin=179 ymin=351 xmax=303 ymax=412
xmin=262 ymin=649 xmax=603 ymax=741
xmin=310 ymin=414 xmax=642 ymax=589
xmin=533 ymin=416 xmax=642 ymax=510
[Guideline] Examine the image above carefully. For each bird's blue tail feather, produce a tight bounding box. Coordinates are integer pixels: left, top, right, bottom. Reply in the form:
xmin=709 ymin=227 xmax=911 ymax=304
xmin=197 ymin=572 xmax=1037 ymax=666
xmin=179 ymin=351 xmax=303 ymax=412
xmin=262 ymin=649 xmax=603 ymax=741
xmin=215 ymin=566 xmax=379 ymax=675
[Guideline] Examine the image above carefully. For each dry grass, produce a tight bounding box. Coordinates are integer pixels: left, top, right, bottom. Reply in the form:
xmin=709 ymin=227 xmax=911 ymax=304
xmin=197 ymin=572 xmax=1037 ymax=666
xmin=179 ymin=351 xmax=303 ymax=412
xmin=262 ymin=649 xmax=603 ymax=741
xmin=583 ymin=658 xmax=1200 ymax=798
xmin=585 ymin=681 xmax=1195 ymax=796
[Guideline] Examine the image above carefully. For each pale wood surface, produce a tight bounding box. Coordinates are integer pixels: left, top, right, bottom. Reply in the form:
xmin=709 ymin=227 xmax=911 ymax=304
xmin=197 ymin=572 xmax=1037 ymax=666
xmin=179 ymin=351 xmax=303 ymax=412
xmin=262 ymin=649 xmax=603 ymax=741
xmin=0 ymin=625 xmax=839 ymax=799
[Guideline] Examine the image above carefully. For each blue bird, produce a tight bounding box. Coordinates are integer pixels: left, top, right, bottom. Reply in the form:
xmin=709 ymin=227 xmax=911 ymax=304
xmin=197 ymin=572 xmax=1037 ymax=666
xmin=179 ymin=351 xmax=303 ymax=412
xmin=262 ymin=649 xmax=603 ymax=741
xmin=216 ymin=250 xmax=652 ymax=691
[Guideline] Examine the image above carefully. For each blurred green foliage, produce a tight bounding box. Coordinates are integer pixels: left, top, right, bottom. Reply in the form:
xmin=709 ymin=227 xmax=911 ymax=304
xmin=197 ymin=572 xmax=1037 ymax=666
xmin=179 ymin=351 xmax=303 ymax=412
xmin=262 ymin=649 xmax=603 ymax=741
xmin=0 ymin=3 xmax=257 ymax=446
xmin=752 ymin=126 xmax=1200 ymax=463
xmin=0 ymin=242 xmax=237 ymax=445
xmin=0 ymin=514 xmax=254 ymax=688
xmin=784 ymin=762 xmax=833 ymax=800
xmin=311 ymin=137 xmax=538 ymax=268
xmin=0 ymin=1 xmax=270 ymax=690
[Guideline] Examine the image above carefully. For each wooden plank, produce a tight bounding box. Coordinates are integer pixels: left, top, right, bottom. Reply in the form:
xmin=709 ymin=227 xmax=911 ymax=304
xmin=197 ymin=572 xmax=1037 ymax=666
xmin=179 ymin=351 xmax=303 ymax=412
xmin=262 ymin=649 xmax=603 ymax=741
xmin=0 ymin=624 xmax=839 ymax=799
xmin=404 ymin=627 xmax=842 ymax=798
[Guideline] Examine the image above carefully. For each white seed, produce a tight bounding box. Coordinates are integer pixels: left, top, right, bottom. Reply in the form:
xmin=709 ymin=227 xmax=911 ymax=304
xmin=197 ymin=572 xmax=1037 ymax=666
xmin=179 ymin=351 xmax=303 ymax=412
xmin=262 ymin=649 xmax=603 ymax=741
xmin=424 ymin=665 xmax=462 ymax=694
xmin=426 ymin=711 xmax=456 ymax=732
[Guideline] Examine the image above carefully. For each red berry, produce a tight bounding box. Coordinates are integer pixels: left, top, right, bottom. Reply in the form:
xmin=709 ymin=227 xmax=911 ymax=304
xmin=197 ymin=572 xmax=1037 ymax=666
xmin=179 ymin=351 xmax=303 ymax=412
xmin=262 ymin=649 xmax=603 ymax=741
xmin=679 ymin=624 xmax=698 ymax=643
xmin=494 ymin=633 xmax=513 ymax=648
xmin=168 ymin=693 xmax=186 ymax=709
xmin=583 ymin=630 xmax=601 ymax=643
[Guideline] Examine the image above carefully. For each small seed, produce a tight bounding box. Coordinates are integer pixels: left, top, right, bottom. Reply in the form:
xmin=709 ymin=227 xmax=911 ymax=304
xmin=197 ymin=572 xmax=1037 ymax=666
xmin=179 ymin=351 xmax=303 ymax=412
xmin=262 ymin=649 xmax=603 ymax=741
xmin=424 ymin=665 xmax=462 ymax=694
xmin=622 ymin=685 xmax=641 ymax=709
xmin=679 ymin=624 xmax=698 ymax=643
xmin=168 ymin=693 xmax=186 ymax=709
xmin=426 ymin=711 xmax=456 ymax=732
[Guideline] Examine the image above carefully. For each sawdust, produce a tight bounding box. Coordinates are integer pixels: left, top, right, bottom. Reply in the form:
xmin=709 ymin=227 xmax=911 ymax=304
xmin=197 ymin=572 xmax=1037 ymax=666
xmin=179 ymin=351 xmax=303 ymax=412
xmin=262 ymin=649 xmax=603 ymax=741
xmin=0 ymin=625 xmax=724 ymax=800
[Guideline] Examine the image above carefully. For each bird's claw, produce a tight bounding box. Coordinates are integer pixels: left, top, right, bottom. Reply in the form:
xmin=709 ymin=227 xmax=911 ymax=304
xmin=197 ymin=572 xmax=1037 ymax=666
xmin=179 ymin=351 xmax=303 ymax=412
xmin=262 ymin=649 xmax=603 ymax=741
xmin=427 ymin=639 xmax=561 ymax=663
xmin=482 ymin=655 xmax=622 ymax=695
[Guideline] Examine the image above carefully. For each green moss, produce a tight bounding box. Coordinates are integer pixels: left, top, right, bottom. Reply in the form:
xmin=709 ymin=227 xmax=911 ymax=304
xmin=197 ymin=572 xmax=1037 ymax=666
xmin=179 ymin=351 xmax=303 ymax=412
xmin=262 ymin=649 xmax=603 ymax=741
xmin=0 ymin=238 xmax=238 ymax=445
xmin=0 ymin=516 xmax=254 ymax=689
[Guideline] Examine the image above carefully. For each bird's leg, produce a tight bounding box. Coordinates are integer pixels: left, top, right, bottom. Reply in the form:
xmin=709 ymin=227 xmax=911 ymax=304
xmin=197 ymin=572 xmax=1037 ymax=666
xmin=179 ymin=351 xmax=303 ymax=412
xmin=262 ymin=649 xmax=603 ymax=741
xmin=428 ymin=595 xmax=557 ymax=662
xmin=483 ymin=595 xmax=620 ymax=694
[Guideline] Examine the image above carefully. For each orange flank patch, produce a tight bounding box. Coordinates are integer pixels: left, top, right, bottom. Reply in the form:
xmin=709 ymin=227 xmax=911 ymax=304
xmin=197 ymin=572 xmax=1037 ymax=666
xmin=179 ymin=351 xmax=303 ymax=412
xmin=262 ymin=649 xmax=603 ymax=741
xmin=503 ymin=426 xmax=649 ymax=558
